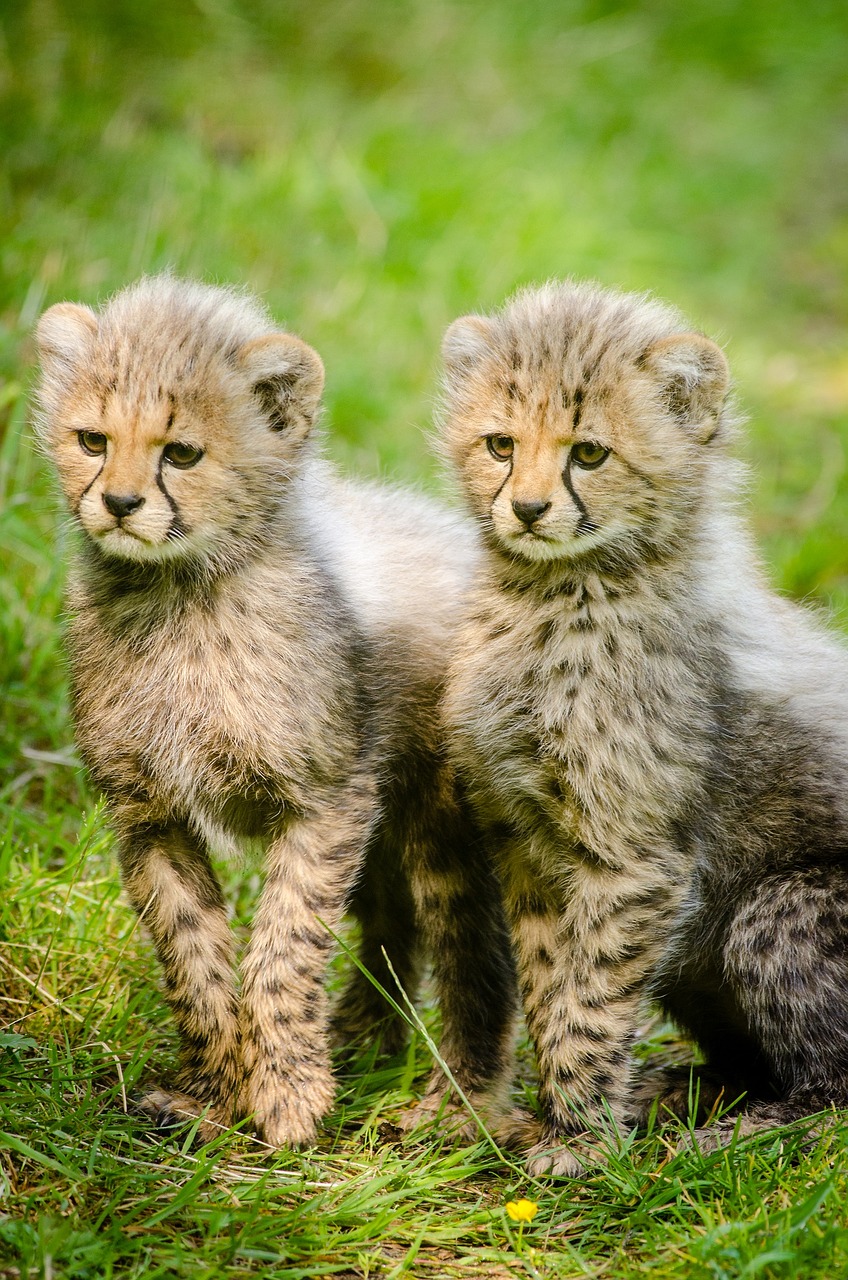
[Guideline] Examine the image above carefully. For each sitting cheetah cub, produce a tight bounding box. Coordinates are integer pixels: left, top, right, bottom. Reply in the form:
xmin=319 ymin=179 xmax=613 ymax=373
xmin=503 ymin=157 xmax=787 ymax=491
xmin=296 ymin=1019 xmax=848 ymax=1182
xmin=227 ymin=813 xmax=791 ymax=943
xmin=439 ymin=280 xmax=848 ymax=1175
xmin=35 ymin=275 xmax=517 ymax=1149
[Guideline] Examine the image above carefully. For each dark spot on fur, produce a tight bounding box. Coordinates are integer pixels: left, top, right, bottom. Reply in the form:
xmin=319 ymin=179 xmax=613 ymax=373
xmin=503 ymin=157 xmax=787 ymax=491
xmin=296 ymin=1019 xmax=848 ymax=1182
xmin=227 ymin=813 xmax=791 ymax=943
xmin=602 ymin=632 xmax=619 ymax=657
xmin=512 ymin=891 xmax=556 ymax=918
xmin=173 ymin=909 xmax=200 ymax=932
xmin=572 ymin=385 xmax=584 ymax=427
xmin=535 ymin=618 xmax=557 ymax=649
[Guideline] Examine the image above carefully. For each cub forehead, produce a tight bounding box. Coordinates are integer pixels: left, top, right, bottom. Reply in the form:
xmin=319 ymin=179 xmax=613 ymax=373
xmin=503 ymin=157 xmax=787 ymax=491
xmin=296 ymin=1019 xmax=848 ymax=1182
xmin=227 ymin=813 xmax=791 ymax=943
xmin=480 ymin=355 xmax=622 ymax=422
xmin=84 ymin=327 xmax=250 ymax=413
xmin=446 ymin=281 xmax=687 ymax=396
xmin=51 ymin=349 xmax=235 ymax=451
xmin=496 ymin=344 xmax=662 ymax=417
xmin=455 ymin=341 xmax=635 ymax=449
xmin=39 ymin=276 xmax=274 ymax=399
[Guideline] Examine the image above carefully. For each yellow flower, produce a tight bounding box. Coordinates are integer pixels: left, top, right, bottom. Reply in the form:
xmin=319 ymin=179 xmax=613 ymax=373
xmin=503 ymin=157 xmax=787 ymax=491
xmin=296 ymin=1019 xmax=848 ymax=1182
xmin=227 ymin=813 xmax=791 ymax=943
xmin=506 ymin=1198 xmax=538 ymax=1223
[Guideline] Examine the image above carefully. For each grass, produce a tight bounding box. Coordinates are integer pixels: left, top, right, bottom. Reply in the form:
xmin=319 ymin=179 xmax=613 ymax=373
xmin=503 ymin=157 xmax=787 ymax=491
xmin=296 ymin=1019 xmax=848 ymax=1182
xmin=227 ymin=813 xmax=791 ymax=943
xmin=2 ymin=0 xmax=848 ymax=1274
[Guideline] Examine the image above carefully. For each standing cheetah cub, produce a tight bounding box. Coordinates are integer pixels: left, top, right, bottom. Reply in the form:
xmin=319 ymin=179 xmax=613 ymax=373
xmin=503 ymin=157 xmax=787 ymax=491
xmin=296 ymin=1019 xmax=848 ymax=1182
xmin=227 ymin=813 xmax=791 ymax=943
xmin=35 ymin=275 xmax=517 ymax=1149
xmin=439 ymin=280 xmax=848 ymax=1175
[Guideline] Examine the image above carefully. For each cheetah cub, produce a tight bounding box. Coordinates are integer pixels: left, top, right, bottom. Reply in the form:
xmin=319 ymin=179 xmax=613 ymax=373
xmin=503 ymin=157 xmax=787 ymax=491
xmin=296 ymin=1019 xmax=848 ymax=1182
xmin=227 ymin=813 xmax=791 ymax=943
xmin=439 ymin=280 xmax=848 ymax=1175
xmin=35 ymin=275 xmax=517 ymax=1149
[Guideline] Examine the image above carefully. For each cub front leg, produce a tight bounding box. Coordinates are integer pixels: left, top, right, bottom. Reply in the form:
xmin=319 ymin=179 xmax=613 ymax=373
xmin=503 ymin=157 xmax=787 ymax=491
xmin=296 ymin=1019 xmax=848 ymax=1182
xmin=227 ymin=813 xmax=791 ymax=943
xmin=504 ymin=846 xmax=686 ymax=1176
xmin=117 ymin=819 xmax=241 ymax=1137
xmin=240 ymin=773 xmax=379 ymax=1149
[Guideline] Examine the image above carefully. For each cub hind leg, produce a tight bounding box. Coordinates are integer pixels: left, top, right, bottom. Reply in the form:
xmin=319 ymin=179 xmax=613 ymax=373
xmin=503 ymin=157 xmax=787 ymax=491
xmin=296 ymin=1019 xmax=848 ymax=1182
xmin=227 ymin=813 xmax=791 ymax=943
xmin=629 ymin=1062 xmax=746 ymax=1129
xmin=331 ymin=840 xmax=424 ymax=1057
xmin=398 ymin=790 xmax=522 ymax=1146
xmin=630 ymin=995 xmax=773 ymax=1131
xmin=689 ymin=864 xmax=848 ymax=1147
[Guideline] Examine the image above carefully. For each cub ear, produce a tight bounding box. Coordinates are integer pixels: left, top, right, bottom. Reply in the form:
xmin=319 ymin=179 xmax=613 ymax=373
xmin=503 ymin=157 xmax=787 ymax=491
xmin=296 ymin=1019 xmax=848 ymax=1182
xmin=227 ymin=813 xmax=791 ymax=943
xmin=642 ymin=333 xmax=729 ymax=443
xmin=442 ymin=315 xmax=495 ymax=376
xmin=36 ymin=303 xmax=98 ymax=380
xmin=237 ymin=334 xmax=325 ymax=438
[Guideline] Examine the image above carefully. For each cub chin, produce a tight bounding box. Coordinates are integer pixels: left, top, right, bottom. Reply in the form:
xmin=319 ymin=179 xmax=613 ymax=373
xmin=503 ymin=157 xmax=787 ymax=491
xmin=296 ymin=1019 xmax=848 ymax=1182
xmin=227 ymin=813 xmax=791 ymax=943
xmin=35 ymin=274 xmax=517 ymax=1150
xmin=439 ymin=279 xmax=848 ymax=1175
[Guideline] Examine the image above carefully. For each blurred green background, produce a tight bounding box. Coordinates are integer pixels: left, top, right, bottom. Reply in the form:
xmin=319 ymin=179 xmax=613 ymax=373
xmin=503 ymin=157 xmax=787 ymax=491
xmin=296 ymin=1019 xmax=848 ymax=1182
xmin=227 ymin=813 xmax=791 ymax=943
xmin=2 ymin=0 xmax=847 ymax=520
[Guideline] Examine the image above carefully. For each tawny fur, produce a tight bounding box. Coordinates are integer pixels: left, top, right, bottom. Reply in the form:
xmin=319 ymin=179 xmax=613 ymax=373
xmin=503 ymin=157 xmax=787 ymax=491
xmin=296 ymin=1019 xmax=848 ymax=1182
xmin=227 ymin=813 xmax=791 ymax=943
xmin=438 ymin=279 xmax=848 ymax=1175
xmin=35 ymin=275 xmax=517 ymax=1149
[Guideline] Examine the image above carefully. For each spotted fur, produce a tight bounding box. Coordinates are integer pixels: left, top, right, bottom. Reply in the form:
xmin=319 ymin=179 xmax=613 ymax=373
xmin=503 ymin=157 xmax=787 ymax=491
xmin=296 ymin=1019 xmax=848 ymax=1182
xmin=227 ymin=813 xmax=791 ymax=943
xmin=439 ymin=279 xmax=848 ymax=1174
xmin=35 ymin=275 xmax=517 ymax=1149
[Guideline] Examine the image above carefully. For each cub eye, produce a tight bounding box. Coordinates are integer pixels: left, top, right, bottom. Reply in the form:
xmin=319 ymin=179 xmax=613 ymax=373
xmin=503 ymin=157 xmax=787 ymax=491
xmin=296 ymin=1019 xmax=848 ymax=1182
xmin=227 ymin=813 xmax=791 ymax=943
xmin=78 ymin=430 xmax=107 ymax=456
xmin=163 ymin=442 xmax=204 ymax=469
xmin=486 ymin=435 xmax=514 ymax=461
xmin=571 ymin=441 xmax=609 ymax=469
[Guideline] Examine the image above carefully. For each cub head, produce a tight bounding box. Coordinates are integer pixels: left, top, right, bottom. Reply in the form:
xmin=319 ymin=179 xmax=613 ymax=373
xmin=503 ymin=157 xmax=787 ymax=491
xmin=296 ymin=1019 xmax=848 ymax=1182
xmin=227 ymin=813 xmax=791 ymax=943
xmin=35 ymin=276 xmax=324 ymax=569
xmin=439 ymin=281 xmax=731 ymax=570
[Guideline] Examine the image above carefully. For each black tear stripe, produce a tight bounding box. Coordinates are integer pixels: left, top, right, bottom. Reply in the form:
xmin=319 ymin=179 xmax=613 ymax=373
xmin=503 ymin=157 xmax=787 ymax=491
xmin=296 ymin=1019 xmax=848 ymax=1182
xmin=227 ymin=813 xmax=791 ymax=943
xmin=156 ymin=455 xmax=191 ymax=539
xmin=562 ymin=453 xmax=596 ymax=536
xmin=76 ymin=457 xmax=107 ymax=513
xmin=490 ymin=453 xmax=514 ymax=513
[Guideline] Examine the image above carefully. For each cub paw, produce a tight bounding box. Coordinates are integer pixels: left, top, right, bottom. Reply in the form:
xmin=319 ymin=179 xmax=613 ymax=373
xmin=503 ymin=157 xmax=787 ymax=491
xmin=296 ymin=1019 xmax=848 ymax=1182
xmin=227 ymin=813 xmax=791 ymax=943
xmin=684 ymin=1122 xmax=733 ymax=1154
xmin=525 ymin=1132 xmax=603 ymax=1178
xmin=491 ymin=1106 xmax=542 ymax=1151
xmin=135 ymin=1087 xmax=232 ymax=1145
xmin=396 ymin=1083 xmax=480 ymax=1143
xmin=244 ymin=1065 xmax=335 ymax=1150
xmin=682 ymin=1110 xmax=796 ymax=1154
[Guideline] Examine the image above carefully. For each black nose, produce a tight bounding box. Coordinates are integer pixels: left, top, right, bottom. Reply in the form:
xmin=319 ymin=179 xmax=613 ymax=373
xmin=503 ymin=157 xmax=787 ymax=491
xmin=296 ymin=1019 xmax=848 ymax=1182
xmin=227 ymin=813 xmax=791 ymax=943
xmin=103 ymin=492 xmax=145 ymax=519
xmin=512 ymin=499 xmax=551 ymax=527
